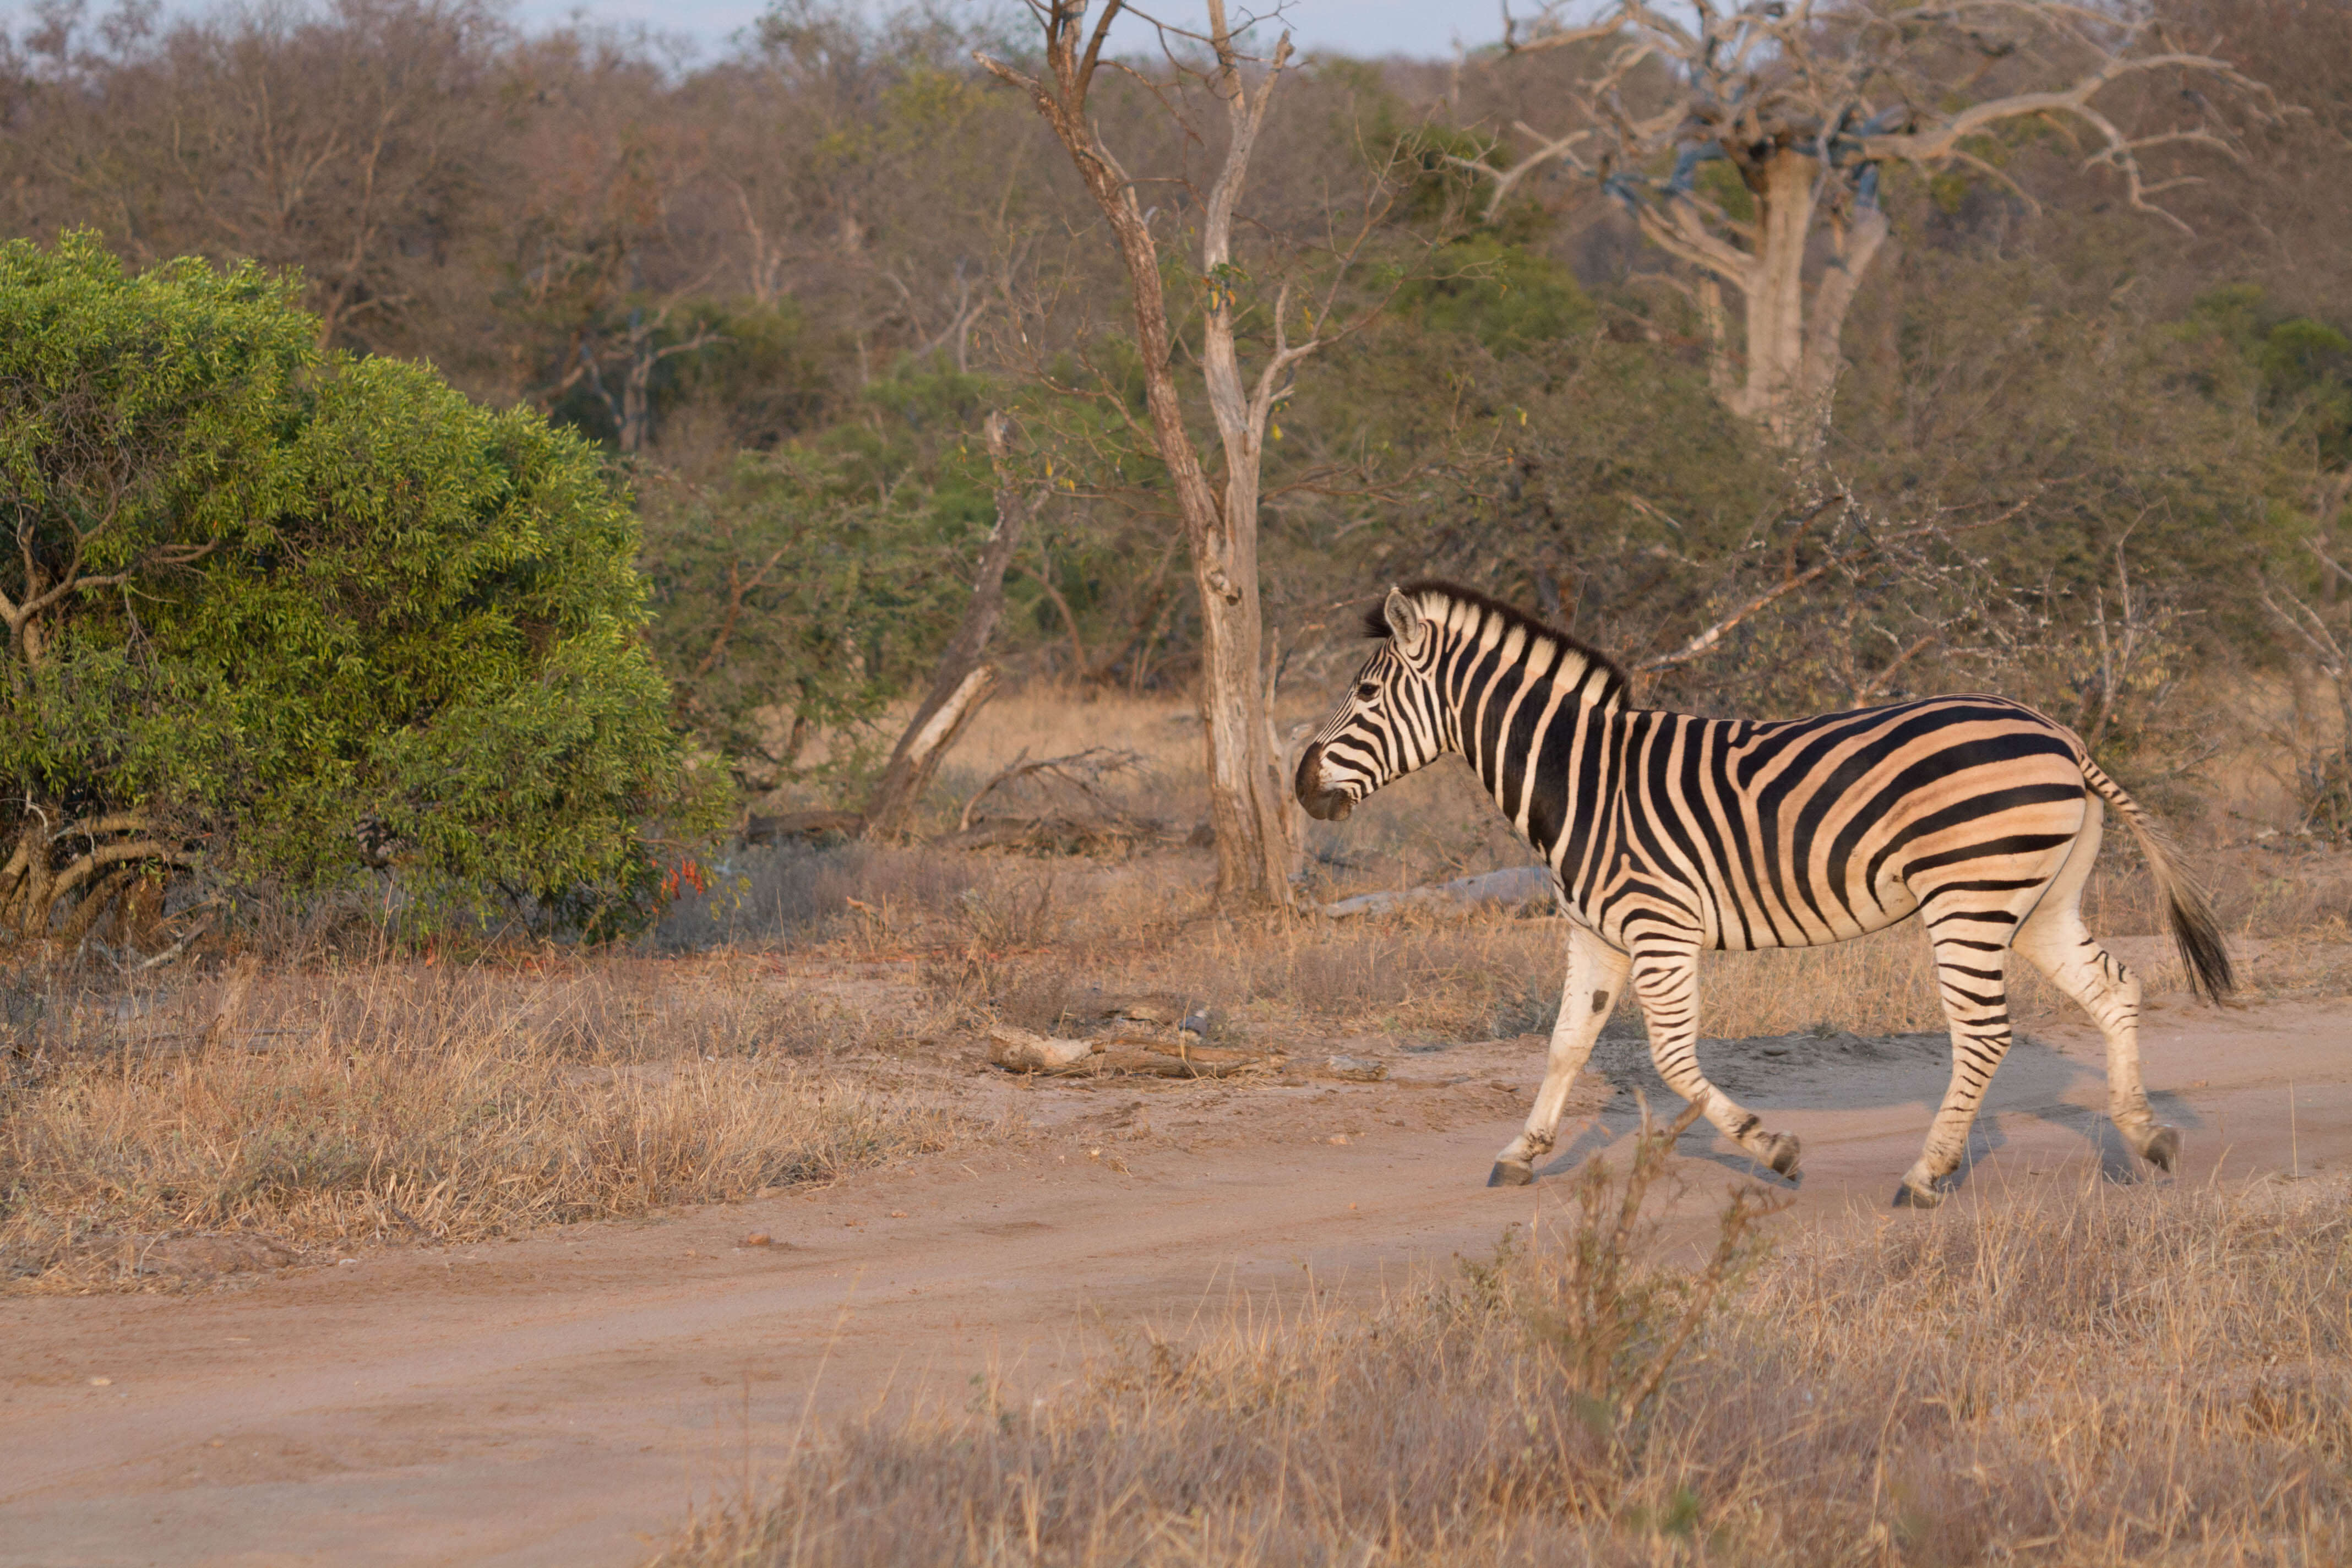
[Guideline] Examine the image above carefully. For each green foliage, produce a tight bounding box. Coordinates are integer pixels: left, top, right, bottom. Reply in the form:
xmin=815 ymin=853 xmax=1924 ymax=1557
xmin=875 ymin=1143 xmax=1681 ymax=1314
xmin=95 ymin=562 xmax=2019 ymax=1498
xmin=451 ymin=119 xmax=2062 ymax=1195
xmin=1693 ymin=159 xmax=1756 ymax=226
xmin=666 ymin=297 xmax=836 ymax=449
xmin=2179 ymin=285 xmax=2352 ymax=469
xmin=640 ymin=360 xmax=1003 ymax=797
xmin=0 ymin=233 xmax=693 ymax=935
xmin=1395 ymin=233 xmax=1598 ymax=355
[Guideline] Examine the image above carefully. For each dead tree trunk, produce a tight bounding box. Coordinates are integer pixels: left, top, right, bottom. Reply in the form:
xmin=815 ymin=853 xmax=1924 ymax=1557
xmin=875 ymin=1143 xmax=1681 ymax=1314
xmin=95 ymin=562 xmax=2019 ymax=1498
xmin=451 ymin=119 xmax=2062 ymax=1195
xmin=978 ymin=0 xmax=1313 ymax=906
xmin=1630 ymin=147 xmax=1888 ymax=449
xmin=861 ymin=411 xmax=1036 ymax=840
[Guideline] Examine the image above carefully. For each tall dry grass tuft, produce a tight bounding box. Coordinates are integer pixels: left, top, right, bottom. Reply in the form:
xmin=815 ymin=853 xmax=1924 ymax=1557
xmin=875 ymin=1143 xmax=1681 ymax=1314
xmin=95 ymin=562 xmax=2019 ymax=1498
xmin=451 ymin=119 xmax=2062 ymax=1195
xmin=0 ymin=961 xmax=968 ymax=1291
xmin=655 ymin=1168 xmax=2351 ymax=1568
xmin=1722 ymin=1170 xmax=2352 ymax=1564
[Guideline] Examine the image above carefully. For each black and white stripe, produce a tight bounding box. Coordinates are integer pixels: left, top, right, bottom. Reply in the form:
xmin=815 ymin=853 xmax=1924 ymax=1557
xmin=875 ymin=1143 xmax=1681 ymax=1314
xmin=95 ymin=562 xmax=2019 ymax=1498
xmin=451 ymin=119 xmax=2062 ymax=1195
xmin=1297 ymin=581 xmax=2233 ymax=1205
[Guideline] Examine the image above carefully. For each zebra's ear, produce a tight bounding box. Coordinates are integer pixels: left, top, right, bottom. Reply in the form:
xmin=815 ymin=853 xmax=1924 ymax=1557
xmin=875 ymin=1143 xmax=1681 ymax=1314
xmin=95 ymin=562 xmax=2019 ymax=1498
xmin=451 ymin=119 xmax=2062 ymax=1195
xmin=1382 ymin=587 xmax=1423 ymax=645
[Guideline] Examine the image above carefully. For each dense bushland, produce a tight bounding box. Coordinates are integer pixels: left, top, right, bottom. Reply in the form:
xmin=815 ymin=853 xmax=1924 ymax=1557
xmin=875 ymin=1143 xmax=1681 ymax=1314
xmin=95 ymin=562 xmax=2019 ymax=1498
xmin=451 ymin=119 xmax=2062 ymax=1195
xmin=3 ymin=0 xmax=2345 ymax=846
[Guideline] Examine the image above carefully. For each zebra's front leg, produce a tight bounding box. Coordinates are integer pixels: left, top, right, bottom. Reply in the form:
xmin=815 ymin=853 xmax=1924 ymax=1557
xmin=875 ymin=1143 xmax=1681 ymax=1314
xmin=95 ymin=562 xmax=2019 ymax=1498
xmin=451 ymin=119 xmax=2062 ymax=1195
xmin=1631 ymin=942 xmax=1803 ymax=1178
xmin=1489 ymin=924 xmax=1631 ymax=1186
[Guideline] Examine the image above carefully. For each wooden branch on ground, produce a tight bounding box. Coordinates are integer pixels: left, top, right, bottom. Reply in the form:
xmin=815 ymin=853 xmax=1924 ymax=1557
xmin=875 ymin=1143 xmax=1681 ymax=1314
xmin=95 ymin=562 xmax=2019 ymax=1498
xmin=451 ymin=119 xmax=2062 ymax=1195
xmin=986 ymin=1022 xmax=1277 ymax=1079
xmin=933 ymin=812 xmax=1170 ymax=857
xmin=742 ymin=810 xmax=865 ymax=845
xmin=956 ymin=747 xmax=1145 ymax=833
xmin=133 ymin=899 xmax=224 ymax=972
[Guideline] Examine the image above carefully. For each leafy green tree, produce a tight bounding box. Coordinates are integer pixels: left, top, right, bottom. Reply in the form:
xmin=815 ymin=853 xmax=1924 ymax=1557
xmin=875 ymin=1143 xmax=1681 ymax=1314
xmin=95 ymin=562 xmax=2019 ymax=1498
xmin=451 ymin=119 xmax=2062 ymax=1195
xmin=0 ymin=233 xmax=692 ymax=947
xmin=1390 ymin=235 xmax=1596 ymax=356
xmin=639 ymin=361 xmax=1001 ymax=799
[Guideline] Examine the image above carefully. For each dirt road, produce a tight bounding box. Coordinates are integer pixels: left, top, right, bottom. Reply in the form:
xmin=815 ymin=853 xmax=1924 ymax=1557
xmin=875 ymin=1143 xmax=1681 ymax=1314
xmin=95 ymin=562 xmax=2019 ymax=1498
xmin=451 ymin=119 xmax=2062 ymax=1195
xmin=4 ymin=994 xmax=2345 ymax=1567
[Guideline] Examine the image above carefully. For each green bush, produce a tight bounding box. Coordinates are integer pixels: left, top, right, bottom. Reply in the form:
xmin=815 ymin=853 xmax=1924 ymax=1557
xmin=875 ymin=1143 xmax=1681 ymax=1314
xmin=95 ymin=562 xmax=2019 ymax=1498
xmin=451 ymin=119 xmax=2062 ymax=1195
xmin=0 ymin=233 xmax=694 ymax=944
xmin=640 ymin=361 xmax=1004 ymax=799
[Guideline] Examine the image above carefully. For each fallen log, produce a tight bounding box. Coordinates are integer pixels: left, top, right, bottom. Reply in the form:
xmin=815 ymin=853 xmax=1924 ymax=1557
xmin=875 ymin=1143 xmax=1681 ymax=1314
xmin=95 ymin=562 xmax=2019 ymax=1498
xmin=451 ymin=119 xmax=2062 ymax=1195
xmin=862 ymin=663 xmax=1000 ymax=841
xmin=743 ymin=810 xmax=865 ymax=845
xmin=1313 ymin=1054 xmax=1389 ymax=1082
xmin=985 ymin=1024 xmax=1095 ymax=1072
xmin=861 ymin=410 xmax=1036 ymax=841
xmin=1318 ymin=865 xmax=1555 ymax=921
xmin=986 ymin=1023 xmax=1276 ymax=1079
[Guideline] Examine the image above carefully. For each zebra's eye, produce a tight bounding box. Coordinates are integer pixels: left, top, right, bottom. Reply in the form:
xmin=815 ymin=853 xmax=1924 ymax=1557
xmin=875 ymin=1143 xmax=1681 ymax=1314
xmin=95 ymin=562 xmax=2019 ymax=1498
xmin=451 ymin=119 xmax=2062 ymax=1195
xmin=1355 ymin=682 xmax=1380 ymax=702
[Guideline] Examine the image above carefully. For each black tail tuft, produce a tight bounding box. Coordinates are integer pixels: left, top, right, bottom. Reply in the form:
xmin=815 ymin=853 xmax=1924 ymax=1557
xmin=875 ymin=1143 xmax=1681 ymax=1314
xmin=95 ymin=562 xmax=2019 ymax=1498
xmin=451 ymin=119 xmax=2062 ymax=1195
xmin=2170 ymin=892 xmax=2236 ymax=1003
xmin=2082 ymin=754 xmax=2235 ymax=1005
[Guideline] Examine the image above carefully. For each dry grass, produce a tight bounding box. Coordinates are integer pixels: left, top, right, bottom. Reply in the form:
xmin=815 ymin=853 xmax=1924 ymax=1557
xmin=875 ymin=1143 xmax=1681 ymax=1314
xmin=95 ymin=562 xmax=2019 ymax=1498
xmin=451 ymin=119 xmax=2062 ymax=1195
xmin=655 ymin=1163 xmax=2351 ymax=1568
xmin=0 ymin=959 xmax=970 ymax=1291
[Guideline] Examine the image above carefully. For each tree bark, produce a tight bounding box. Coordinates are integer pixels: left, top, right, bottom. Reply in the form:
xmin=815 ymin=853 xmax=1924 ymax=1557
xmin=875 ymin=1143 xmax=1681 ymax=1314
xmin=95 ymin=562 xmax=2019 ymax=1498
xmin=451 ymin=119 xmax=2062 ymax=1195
xmin=976 ymin=0 xmax=1309 ymax=906
xmin=1799 ymin=198 xmax=1890 ymax=432
xmin=0 ymin=810 xmax=178 ymax=946
xmin=1733 ymin=150 xmax=1817 ymax=442
xmin=861 ymin=410 xmax=1035 ymax=840
xmin=1640 ymin=149 xmax=1890 ymax=450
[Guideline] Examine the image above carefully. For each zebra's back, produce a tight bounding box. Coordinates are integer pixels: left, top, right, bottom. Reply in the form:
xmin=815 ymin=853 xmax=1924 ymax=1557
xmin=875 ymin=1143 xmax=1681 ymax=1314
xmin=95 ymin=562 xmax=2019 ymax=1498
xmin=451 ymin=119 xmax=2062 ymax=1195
xmin=1552 ymin=694 xmax=2091 ymax=952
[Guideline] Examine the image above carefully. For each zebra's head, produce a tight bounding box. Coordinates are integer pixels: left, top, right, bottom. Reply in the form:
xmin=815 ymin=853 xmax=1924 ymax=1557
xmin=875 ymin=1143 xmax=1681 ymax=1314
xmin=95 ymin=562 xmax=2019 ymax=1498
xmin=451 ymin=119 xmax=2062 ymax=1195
xmin=1294 ymin=587 xmax=1449 ymax=822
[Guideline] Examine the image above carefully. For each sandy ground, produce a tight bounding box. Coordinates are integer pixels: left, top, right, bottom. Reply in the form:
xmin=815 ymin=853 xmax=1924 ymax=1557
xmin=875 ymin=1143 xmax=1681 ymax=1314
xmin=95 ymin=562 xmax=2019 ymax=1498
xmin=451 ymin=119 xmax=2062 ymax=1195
xmin=3 ymin=986 xmax=2346 ymax=1567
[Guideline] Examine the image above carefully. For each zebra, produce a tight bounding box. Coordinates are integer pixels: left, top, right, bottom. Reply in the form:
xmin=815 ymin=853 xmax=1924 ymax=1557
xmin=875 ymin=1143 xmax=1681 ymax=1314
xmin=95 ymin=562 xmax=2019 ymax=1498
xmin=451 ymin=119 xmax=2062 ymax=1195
xmin=1294 ymin=581 xmax=2233 ymax=1206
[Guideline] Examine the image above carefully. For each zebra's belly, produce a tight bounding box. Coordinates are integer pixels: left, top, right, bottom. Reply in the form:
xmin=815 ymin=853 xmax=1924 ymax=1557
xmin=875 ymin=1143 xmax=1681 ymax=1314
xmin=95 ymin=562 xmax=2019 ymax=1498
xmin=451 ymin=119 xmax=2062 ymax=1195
xmin=1578 ymin=869 xmax=1924 ymax=952
xmin=1701 ymin=877 xmax=1921 ymax=951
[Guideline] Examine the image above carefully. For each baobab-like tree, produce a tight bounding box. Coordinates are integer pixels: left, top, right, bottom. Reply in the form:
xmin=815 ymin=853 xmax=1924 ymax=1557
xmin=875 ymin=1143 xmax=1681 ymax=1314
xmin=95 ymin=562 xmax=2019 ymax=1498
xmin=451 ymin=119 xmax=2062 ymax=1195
xmin=1483 ymin=0 xmax=2283 ymax=445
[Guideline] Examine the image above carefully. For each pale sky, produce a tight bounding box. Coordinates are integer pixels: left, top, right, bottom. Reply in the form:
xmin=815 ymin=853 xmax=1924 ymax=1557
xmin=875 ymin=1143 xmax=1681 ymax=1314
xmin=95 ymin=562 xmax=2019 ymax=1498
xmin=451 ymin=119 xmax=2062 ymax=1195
xmin=503 ymin=0 xmax=1493 ymax=64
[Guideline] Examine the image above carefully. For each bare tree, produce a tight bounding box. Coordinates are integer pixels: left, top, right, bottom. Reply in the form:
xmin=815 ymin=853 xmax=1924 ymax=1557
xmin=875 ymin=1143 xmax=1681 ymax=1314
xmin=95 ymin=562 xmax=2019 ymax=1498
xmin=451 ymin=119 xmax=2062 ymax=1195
xmin=502 ymin=48 xmax=717 ymax=440
xmin=1482 ymin=0 xmax=2281 ymax=446
xmin=574 ymin=297 xmax=723 ymax=455
xmin=4 ymin=0 xmax=508 ymax=358
xmin=976 ymin=0 xmax=1376 ymax=906
xmin=705 ymin=4 xmax=1044 ymax=385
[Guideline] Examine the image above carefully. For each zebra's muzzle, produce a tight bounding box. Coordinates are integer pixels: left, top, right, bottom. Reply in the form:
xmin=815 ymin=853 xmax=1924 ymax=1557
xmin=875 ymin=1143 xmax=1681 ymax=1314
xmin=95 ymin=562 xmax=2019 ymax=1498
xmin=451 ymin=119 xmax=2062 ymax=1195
xmin=1294 ymin=742 xmax=1355 ymax=821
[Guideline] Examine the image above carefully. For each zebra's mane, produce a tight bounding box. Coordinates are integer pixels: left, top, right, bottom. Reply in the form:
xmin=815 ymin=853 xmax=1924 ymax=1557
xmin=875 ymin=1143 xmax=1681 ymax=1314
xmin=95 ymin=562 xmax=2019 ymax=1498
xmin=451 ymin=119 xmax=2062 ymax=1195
xmin=1362 ymin=580 xmax=1630 ymax=710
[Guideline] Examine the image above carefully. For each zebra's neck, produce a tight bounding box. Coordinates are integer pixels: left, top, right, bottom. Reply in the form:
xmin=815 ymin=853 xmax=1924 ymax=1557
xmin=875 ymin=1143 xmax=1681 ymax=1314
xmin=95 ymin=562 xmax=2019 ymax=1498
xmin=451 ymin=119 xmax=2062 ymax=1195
xmin=1415 ymin=603 xmax=1627 ymax=845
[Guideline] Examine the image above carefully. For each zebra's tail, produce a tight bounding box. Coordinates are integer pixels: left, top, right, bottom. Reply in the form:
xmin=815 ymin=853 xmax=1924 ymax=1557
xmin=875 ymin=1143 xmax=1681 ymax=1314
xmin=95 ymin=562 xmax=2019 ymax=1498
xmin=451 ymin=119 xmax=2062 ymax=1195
xmin=2080 ymin=758 xmax=2236 ymax=1003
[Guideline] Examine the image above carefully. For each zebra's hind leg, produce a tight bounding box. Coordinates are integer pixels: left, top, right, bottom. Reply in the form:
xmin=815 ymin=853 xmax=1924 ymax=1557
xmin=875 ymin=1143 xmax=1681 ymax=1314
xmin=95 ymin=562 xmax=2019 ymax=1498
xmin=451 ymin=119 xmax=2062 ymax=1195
xmin=1630 ymin=944 xmax=1802 ymax=1180
xmin=1489 ymin=923 xmax=1631 ymax=1186
xmin=1905 ymin=924 xmax=2024 ymax=1207
xmin=2013 ymin=804 xmax=2176 ymax=1173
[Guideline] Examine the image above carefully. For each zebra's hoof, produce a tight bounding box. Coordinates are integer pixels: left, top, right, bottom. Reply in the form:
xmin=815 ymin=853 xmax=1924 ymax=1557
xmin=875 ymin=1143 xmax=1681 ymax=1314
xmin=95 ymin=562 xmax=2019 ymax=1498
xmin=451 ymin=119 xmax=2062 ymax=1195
xmin=2138 ymin=1125 xmax=2181 ymax=1173
xmin=1488 ymin=1161 xmax=1535 ymax=1188
xmin=1760 ymin=1132 xmax=1802 ymax=1177
xmin=1896 ymin=1174 xmax=1946 ymax=1208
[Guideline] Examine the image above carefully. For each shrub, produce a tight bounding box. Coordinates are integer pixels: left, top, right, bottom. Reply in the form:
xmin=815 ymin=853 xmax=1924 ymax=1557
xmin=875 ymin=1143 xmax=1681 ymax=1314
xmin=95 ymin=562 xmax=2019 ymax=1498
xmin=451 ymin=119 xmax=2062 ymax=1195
xmin=0 ymin=232 xmax=695 ymax=944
